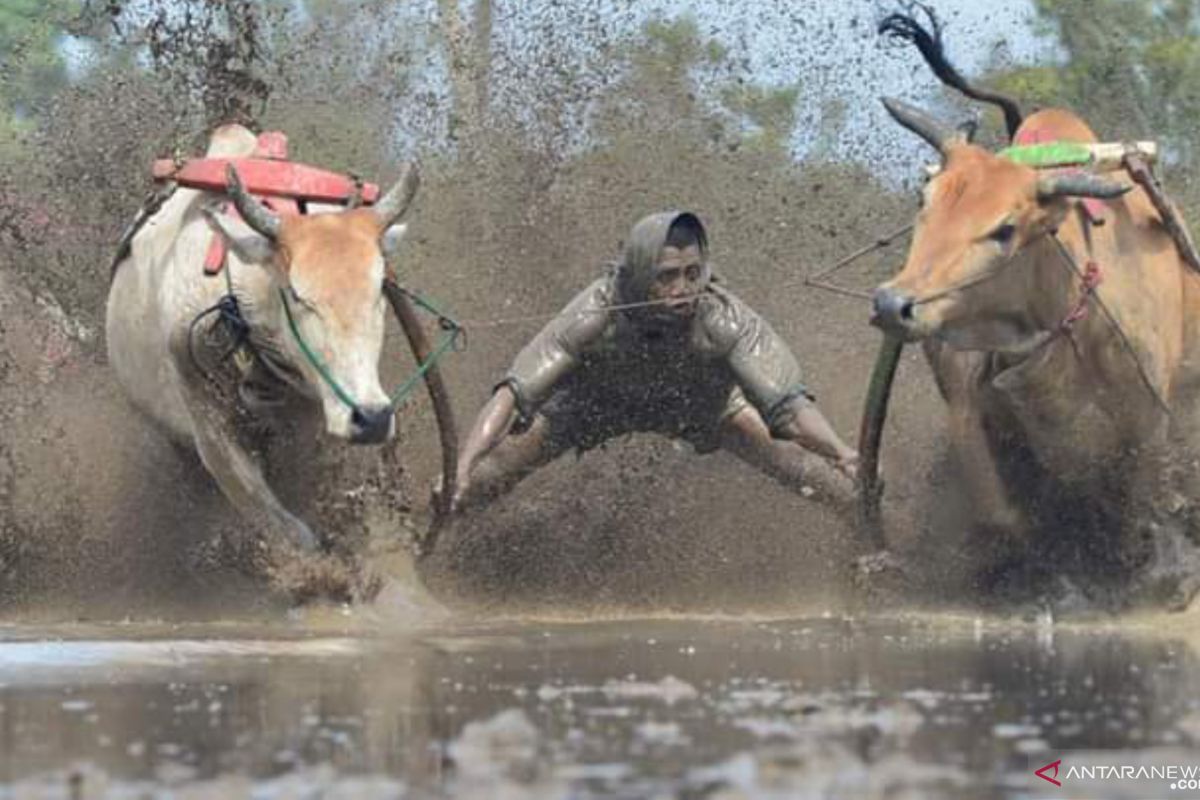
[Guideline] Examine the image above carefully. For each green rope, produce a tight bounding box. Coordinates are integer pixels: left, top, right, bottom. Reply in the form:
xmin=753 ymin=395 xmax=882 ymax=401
xmin=997 ymin=141 xmax=1093 ymax=169
xmin=217 ymin=210 xmax=461 ymax=413
xmin=279 ymin=284 xmax=463 ymax=411
xmin=279 ymin=288 xmax=360 ymax=410
xmin=386 ymin=284 xmax=464 ymax=407
xmin=390 ymin=326 xmax=459 ymax=406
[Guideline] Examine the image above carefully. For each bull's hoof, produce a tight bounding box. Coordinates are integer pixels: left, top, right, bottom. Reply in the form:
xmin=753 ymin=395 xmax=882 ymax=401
xmin=284 ymin=520 xmax=321 ymax=553
xmin=851 ymin=549 xmax=913 ymax=608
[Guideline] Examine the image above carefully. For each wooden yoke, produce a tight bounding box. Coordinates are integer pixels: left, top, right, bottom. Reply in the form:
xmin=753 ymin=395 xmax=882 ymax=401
xmin=161 ymin=132 xmax=383 ymax=275
xmin=1122 ymin=153 xmax=1200 ymax=274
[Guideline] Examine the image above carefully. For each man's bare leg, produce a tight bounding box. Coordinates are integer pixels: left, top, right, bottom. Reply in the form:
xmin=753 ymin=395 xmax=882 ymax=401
xmin=716 ymin=407 xmax=856 ymax=514
xmin=454 ymin=414 xmax=570 ymax=512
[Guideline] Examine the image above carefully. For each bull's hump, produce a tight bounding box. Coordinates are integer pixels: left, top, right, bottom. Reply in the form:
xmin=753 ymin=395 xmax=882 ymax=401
xmin=1015 ymin=109 xmax=1098 ymax=145
xmin=205 ymin=124 xmax=258 ymax=158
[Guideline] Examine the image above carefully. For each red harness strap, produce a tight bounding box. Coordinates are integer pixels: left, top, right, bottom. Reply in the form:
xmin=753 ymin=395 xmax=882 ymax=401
xmin=1059 ymin=259 xmax=1102 ymax=331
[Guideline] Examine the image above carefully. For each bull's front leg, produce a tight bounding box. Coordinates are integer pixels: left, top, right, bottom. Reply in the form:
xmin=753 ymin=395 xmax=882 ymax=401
xmin=947 ymin=403 xmax=1028 ymax=540
xmin=169 ymin=328 xmax=319 ymax=554
xmin=926 ymin=341 xmax=1027 ymax=540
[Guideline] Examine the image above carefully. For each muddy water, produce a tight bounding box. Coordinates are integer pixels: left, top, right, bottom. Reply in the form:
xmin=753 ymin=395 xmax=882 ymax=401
xmin=1 ymin=614 xmax=1199 ymax=799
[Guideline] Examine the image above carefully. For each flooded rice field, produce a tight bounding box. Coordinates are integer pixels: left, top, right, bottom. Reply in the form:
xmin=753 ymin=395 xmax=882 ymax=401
xmin=3 ymin=612 xmax=1200 ymax=799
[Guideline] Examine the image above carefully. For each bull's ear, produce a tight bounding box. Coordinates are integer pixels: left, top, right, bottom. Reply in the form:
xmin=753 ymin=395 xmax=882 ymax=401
xmin=381 ymin=223 xmax=408 ymax=259
xmin=205 ymin=209 xmax=276 ymax=264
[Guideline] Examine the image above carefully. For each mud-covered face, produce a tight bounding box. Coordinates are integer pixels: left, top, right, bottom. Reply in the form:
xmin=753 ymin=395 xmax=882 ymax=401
xmin=647 ymin=244 xmax=706 ymax=318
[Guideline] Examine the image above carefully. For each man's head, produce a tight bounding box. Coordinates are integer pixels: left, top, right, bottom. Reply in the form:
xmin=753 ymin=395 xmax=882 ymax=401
xmin=616 ymin=211 xmax=710 ymax=319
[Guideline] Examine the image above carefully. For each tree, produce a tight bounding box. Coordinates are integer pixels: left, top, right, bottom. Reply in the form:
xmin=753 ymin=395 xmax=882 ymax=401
xmin=436 ymin=0 xmax=492 ymax=153
xmin=0 ymin=0 xmax=84 ymax=159
xmin=984 ymin=0 xmax=1200 ymax=210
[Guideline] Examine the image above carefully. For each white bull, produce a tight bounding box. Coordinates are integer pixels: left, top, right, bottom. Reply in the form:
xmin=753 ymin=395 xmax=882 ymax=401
xmin=106 ymin=124 xmax=418 ymax=554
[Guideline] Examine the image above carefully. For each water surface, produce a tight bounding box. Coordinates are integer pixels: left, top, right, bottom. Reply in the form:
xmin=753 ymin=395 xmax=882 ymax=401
xmin=2 ymin=613 xmax=1199 ymax=798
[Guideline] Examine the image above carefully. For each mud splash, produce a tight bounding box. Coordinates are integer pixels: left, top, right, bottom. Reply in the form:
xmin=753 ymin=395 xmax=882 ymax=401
xmin=0 ymin=0 xmax=1197 ymax=614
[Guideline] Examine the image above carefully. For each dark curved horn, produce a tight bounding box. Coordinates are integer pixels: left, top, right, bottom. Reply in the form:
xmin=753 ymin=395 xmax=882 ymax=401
xmin=881 ymin=97 xmax=961 ymax=155
xmin=373 ymin=162 xmax=420 ymax=227
xmin=225 ymin=164 xmax=280 ymax=240
xmin=1037 ymin=173 xmax=1131 ymax=200
xmin=957 ymin=118 xmax=979 ymax=143
xmin=879 ymin=4 xmax=1024 ymax=140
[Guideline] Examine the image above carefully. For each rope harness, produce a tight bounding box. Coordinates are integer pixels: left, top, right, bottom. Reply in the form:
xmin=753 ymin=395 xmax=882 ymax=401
xmin=187 ymin=259 xmax=465 ymax=416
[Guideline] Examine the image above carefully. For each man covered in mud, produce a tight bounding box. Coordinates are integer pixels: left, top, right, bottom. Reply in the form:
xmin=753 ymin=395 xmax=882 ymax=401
xmin=449 ymin=211 xmax=858 ymax=513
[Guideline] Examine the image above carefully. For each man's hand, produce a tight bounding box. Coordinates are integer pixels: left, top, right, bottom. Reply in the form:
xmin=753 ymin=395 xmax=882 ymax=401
xmin=833 ymin=450 xmax=859 ymax=484
xmin=431 ymin=471 xmax=469 ymax=517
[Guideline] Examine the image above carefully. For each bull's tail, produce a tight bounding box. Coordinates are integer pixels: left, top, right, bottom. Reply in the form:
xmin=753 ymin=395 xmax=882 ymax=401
xmin=878 ymin=2 xmax=1024 ymax=141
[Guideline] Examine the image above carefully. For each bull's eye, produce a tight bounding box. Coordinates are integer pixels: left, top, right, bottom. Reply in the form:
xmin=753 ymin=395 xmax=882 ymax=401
xmin=989 ymin=223 xmax=1016 ymax=246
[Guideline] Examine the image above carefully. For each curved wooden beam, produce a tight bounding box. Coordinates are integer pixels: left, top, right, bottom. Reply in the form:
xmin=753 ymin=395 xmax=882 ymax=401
xmin=856 ymin=334 xmax=904 ymax=551
xmin=383 ymin=278 xmax=459 ymax=556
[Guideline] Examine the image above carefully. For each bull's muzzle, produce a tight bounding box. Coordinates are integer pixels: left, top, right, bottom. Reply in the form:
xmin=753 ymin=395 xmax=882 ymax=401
xmin=350 ymin=404 xmax=395 ymax=444
xmin=871 ymin=286 xmax=917 ymax=335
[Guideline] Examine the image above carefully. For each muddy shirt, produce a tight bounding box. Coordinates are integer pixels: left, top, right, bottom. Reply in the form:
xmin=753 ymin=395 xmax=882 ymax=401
xmin=500 ymin=272 xmax=813 ymax=448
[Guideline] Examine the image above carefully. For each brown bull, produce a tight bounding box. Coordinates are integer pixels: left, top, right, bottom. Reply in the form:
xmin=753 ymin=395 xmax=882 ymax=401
xmin=873 ymin=98 xmax=1200 ymax=546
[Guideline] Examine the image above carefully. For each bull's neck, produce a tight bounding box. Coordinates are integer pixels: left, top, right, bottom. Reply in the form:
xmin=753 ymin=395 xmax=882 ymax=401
xmin=224 ymin=259 xmax=298 ymax=379
xmin=1025 ymin=233 xmax=1085 ymax=329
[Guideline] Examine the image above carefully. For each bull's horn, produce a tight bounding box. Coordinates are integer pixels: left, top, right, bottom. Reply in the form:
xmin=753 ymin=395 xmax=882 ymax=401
xmin=373 ymin=162 xmax=421 ymax=227
xmin=1037 ymin=173 xmax=1131 ymax=200
xmin=225 ymin=164 xmax=281 ymax=240
xmin=881 ymin=97 xmax=962 ymax=155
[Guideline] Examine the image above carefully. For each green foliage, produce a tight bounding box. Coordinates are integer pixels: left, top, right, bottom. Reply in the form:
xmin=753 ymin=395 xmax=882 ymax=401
xmin=597 ymin=13 xmax=802 ymax=159
xmin=984 ymin=0 xmax=1200 ymax=212
xmin=0 ymin=0 xmax=81 ymax=160
xmin=720 ymin=83 xmax=801 ymax=149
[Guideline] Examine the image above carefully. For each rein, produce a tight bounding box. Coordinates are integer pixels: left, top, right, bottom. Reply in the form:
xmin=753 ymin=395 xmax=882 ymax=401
xmin=1047 ymin=234 xmax=1172 ymax=416
xmin=910 ymin=257 xmax=1015 ymax=306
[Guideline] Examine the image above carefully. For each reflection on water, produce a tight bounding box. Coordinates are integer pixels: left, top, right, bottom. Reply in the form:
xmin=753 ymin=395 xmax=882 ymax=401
xmin=1 ymin=614 xmax=1199 ymax=798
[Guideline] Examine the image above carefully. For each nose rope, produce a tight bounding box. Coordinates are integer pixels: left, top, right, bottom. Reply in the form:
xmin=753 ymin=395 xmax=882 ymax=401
xmin=278 ymin=285 xmax=466 ymax=414
xmin=278 ymin=288 xmax=362 ymax=411
xmin=908 ymin=256 xmax=1022 ymax=306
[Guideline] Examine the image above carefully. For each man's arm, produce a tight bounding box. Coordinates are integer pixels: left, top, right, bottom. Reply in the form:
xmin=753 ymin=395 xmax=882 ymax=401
xmin=451 ymin=279 xmax=612 ymax=507
xmin=714 ymin=291 xmax=858 ymax=479
xmin=774 ymin=402 xmax=858 ymax=481
xmin=455 ymin=384 xmax=519 ymax=495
